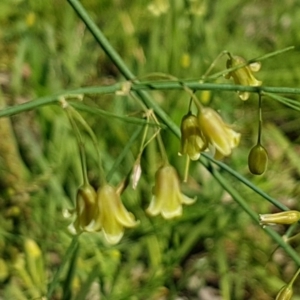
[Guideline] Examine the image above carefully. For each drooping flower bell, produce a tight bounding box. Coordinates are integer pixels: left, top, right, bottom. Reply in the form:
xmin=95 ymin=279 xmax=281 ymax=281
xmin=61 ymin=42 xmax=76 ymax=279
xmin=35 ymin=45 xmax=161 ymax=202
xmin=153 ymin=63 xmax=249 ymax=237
xmin=68 ymin=184 xmax=101 ymax=234
xmin=248 ymin=144 xmax=268 ymax=175
xmin=146 ymin=164 xmax=196 ymax=219
xmin=259 ymin=210 xmax=300 ymax=226
xmin=97 ymin=184 xmax=139 ymax=244
xmin=197 ymin=107 xmax=240 ymax=159
xmin=179 ymin=112 xmax=207 ymax=160
xmin=225 ymin=55 xmax=262 ymax=100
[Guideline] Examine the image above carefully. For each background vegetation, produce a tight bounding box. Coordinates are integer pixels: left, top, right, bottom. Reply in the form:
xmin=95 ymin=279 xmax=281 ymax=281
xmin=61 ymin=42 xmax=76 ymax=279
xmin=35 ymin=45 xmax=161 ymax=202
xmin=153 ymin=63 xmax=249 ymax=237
xmin=1 ymin=0 xmax=300 ymax=299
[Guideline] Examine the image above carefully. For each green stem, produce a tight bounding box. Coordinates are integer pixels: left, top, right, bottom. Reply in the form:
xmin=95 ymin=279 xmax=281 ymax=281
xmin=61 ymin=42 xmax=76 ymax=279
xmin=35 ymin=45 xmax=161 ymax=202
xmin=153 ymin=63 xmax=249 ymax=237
xmin=157 ymin=131 xmax=169 ymax=164
xmin=288 ymin=267 xmax=300 ymax=287
xmin=1 ymin=83 xmax=300 ymax=118
xmin=183 ymin=155 xmax=190 ymax=183
xmin=202 ymin=50 xmax=228 ymax=80
xmin=257 ymin=93 xmax=263 ymax=144
xmin=66 ymin=108 xmax=89 ymax=185
xmin=68 ymin=106 xmax=105 ymax=185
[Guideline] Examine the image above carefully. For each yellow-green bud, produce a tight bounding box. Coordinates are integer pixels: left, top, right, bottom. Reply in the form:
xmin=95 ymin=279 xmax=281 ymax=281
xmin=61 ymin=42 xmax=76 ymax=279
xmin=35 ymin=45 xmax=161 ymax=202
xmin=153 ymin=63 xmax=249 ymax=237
xmin=248 ymin=144 xmax=268 ymax=175
xmin=179 ymin=113 xmax=206 ymax=161
xmin=76 ymin=184 xmax=98 ymax=229
xmin=276 ymin=285 xmax=293 ymax=300
xmin=259 ymin=210 xmax=300 ymax=226
xmin=276 ymin=268 xmax=300 ymax=300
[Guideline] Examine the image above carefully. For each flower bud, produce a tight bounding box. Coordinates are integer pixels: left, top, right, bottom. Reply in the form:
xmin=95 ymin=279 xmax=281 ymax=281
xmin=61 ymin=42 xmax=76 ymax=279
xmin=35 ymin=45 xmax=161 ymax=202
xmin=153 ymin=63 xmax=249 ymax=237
xmin=179 ymin=113 xmax=206 ymax=160
xmin=259 ymin=210 xmax=300 ymax=226
xmin=75 ymin=184 xmax=99 ymax=230
xmin=275 ymin=284 xmax=293 ymax=300
xmin=248 ymin=144 xmax=268 ymax=175
xmin=67 ymin=184 xmax=101 ymax=234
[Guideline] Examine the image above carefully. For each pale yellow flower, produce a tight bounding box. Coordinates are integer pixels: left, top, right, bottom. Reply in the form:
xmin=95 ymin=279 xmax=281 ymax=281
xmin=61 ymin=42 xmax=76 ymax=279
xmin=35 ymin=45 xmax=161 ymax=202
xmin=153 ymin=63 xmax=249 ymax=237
xmin=146 ymin=165 xmax=196 ymax=219
xmin=225 ymin=55 xmax=262 ymax=100
xmin=179 ymin=112 xmax=207 ymax=161
xmin=97 ymin=184 xmax=138 ymax=244
xmin=259 ymin=210 xmax=300 ymax=226
xmin=66 ymin=183 xmax=138 ymax=244
xmin=198 ymin=107 xmax=240 ymax=158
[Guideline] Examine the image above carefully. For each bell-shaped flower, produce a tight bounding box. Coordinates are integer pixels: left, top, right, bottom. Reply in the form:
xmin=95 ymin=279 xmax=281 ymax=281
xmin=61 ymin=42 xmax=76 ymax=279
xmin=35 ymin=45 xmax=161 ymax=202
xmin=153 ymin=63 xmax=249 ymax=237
xmin=179 ymin=112 xmax=207 ymax=160
xmin=97 ymin=184 xmax=139 ymax=244
xmin=146 ymin=165 xmax=196 ymax=219
xmin=259 ymin=210 xmax=300 ymax=226
xmin=198 ymin=107 xmax=240 ymax=159
xmin=67 ymin=184 xmax=101 ymax=234
xmin=225 ymin=55 xmax=262 ymax=100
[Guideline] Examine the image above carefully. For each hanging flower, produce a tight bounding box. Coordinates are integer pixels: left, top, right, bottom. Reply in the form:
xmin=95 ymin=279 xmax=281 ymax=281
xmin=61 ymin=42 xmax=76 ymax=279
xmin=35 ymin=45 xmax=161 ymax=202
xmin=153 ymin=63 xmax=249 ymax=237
xmin=198 ymin=107 xmax=240 ymax=159
xmin=67 ymin=184 xmax=101 ymax=234
xmin=66 ymin=183 xmax=138 ymax=245
xmin=225 ymin=55 xmax=262 ymax=100
xmin=146 ymin=165 xmax=196 ymax=219
xmin=179 ymin=112 xmax=207 ymax=160
xmin=97 ymin=184 xmax=139 ymax=244
xmin=259 ymin=210 xmax=300 ymax=226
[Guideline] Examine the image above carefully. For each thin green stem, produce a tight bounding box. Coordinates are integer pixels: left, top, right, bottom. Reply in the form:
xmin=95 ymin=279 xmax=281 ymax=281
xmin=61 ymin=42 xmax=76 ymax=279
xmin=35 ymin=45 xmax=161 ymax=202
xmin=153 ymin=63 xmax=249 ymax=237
xmin=157 ymin=131 xmax=169 ymax=164
xmin=66 ymin=108 xmax=89 ymax=185
xmin=183 ymin=155 xmax=190 ymax=183
xmin=71 ymin=101 xmax=165 ymax=128
xmin=1 ymin=83 xmax=300 ymax=118
xmin=257 ymin=93 xmax=263 ymax=144
xmin=288 ymin=267 xmax=300 ymax=287
xmin=201 ymin=50 xmax=228 ymax=80
xmin=67 ymin=104 xmax=105 ymax=185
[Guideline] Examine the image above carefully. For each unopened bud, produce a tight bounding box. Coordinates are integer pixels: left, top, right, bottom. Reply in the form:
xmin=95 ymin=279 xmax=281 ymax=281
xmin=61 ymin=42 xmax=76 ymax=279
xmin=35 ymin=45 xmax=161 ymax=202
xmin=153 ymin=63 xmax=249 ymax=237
xmin=276 ymin=284 xmax=293 ymax=300
xmin=248 ymin=144 xmax=268 ymax=175
xmin=259 ymin=210 xmax=300 ymax=226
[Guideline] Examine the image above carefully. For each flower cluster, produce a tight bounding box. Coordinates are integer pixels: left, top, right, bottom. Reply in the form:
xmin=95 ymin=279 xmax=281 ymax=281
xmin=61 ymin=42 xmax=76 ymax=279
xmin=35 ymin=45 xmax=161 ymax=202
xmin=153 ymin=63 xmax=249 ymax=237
xmin=67 ymin=183 xmax=138 ymax=245
xmin=180 ymin=107 xmax=240 ymax=161
xmin=67 ymin=164 xmax=197 ymax=244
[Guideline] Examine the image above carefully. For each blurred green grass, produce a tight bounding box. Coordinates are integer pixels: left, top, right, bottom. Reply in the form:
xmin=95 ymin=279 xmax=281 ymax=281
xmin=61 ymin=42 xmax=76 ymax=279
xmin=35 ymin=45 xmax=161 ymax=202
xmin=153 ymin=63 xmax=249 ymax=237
xmin=1 ymin=0 xmax=300 ymax=299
